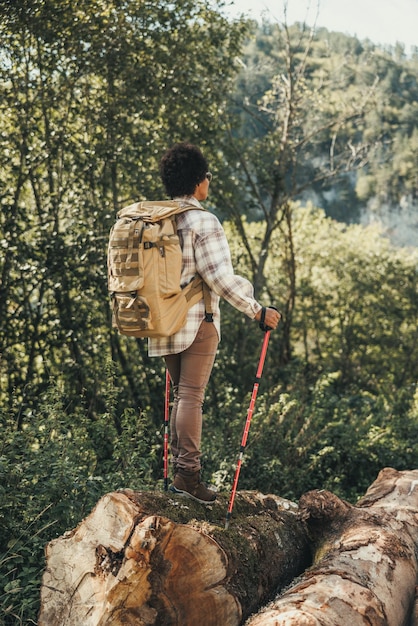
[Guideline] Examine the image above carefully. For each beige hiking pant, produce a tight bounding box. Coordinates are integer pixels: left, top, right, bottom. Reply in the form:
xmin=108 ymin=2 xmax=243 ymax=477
xmin=164 ymin=320 xmax=219 ymax=472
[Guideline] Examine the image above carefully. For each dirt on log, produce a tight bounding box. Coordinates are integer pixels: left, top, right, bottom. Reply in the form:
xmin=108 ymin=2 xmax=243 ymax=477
xmin=38 ymin=489 xmax=310 ymax=626
xmin=245 ymin=468 xmax=418 ymax=626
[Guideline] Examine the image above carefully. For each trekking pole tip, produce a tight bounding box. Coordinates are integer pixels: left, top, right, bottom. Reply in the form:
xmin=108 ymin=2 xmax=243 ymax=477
xmin=225 ymin=513 xmax=231 ymax=530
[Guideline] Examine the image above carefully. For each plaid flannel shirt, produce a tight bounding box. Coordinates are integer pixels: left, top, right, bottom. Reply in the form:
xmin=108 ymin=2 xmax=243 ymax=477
xmin=148 ymin=197 xmax=262 ymax=357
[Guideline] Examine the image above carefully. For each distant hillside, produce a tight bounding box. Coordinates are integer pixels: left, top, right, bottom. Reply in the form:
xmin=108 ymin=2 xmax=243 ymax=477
xmin=229 ymin=22 xmax=418 ymax=246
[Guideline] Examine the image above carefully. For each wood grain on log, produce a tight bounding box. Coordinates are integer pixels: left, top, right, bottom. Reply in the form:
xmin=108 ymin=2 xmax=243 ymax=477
xmin=412 ymin=592 xmax=418 ymax=626
xmin=245 ymin=468 xmax=418 ymax=626
xmin=39 ymin=489 xmax=310 ymax=626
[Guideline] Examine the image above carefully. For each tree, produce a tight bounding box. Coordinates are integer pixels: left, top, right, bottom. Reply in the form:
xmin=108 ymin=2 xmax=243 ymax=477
xmin=206 ymin=208 xmax=418 ymax=500
xmin=0 ymin=0 xmax=247 ymax=421
xmin=210 ymin=21 xmax=380 ymax=372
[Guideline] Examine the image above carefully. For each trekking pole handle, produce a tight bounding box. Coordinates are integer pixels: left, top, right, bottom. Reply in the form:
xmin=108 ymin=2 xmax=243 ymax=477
xmin=259 ymin=306 xmax=281 ymax=332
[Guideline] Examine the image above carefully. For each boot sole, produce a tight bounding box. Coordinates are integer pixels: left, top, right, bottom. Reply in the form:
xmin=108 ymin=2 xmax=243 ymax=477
xmin=168 ymin=484 xmax=216 ymax=505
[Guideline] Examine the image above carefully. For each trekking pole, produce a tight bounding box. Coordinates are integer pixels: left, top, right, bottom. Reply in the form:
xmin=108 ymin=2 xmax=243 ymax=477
xmin=225 ymin=309 xmax=277 ymax=529
xmin=164 ymin=369 xmax=170 ymax=491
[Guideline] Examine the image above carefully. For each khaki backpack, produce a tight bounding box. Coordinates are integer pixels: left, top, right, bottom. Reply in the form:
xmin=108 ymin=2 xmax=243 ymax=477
xmin=107 ymin=200 xmax=212 ymax=338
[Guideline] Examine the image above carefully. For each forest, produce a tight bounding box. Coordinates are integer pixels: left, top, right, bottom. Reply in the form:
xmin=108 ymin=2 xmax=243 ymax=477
xmin=0 ymin=0 xmax=417 ymax=623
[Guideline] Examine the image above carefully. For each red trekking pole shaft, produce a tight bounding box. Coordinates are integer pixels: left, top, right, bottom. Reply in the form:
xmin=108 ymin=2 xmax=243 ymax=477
xmin=164 ymin=369 xmax=170 ymax=491
xmin=225 ymin=329 xmax=271 ymax=529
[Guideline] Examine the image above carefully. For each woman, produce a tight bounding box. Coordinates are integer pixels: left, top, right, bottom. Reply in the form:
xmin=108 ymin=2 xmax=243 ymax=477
xmin=149 ymin=142 xmax=280 ymax=504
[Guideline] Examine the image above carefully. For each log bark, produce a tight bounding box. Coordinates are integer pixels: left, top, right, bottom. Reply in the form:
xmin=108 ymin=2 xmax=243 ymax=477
xmin=39 ymin=489 xmax=310 ymax=626
xmin=245 ymin=468 xmax=418 ymax=626
xmin=411 ymin=592 xmax=418 ymax=626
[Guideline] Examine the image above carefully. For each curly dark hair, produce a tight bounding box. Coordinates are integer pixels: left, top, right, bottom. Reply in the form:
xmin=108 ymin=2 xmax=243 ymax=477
xmin=159 ymin=142 xmax=209 ymax=198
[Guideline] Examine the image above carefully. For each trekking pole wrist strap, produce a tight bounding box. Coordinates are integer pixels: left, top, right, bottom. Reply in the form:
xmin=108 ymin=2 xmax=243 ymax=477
xmin=259 ymin=305 xmax=279 ymax=332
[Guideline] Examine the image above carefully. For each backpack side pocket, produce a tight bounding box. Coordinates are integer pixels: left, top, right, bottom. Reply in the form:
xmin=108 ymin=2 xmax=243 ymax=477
xmin=108 ymin=218 xmax=144 ymax=293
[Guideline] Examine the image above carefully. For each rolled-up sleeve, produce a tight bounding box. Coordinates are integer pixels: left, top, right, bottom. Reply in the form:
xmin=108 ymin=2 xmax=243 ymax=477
xmin=194 ymin=227 xmax=262 ymax=319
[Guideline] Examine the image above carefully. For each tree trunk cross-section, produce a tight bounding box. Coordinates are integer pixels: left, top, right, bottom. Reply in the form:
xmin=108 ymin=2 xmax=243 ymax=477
xmin=39 ymin=489 xmax=310 ymax=626
xmin=246 ymin=468 xmax=418 ymax=626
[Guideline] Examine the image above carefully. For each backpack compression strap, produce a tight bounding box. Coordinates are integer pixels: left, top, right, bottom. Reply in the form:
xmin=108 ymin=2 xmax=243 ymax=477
xmin=203 ymin=283 xmax=213 ymax=322
xmin=184 ymin=275 xmax=213 ymax=322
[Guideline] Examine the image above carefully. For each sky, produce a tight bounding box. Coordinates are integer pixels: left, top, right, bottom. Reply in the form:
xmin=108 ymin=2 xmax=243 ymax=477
xmin=222 ymin=0 xmax=418 ymax=50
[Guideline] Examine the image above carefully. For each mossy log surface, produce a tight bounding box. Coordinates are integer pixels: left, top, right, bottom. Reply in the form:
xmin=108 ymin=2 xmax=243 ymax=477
xmin=39 ymin=489 xmax=310 ymax=626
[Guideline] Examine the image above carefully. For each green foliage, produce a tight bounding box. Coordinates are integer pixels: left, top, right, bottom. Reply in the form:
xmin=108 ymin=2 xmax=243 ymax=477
xmin=0 ymin=207 xmax=417 ymax=623
xmin=204 ymin=207 xmax=418 ymax=503
xmin=238 ymin=372 xmax=418 ymax=502
xmin=0 ymin=0 xmax=248 ymax=420
xmin=1 ymin=4 xmax=418 ymax=622
xmin=222 ymin=21 xmax=418 ymax=222
xmin=0 ymin=366 xmax=162 ymax=624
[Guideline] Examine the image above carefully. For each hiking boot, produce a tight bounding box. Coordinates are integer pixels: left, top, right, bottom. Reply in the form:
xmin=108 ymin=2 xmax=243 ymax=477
xmin=169 ymin=468 xmax=216 ymax=504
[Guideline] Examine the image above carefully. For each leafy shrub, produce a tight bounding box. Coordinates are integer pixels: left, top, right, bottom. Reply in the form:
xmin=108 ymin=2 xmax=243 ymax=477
xmin=232 ymin=371 xmax=418 ymax=503
xmin=0 ymin=371 xmax=160 ymax=625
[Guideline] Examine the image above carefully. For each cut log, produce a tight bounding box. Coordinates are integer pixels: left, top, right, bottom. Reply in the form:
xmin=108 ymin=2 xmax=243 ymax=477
xmin=39 ymin=489 xmax=310 ymax=626
xmin=411 ymin=592 xmax=418 ymax=626
xmin=245 ymin=468 xmax=418 ymax=626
